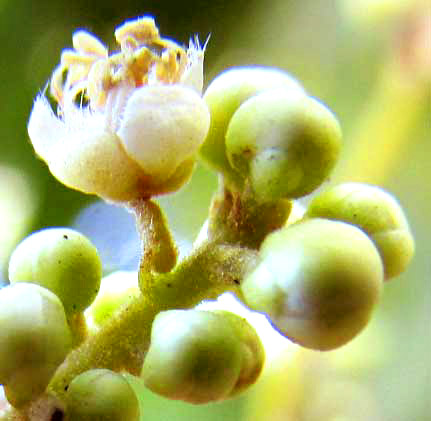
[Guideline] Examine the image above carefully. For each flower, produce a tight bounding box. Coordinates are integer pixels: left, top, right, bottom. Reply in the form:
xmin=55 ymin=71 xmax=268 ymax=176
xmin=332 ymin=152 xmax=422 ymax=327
xmin=28 ymin=17 xmax=210 ymax=202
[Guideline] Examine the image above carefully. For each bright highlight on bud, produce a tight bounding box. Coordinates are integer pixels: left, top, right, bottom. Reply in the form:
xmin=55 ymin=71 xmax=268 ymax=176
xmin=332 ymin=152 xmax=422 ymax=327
xmin=28 ymin=17 xmax=210 ymax=202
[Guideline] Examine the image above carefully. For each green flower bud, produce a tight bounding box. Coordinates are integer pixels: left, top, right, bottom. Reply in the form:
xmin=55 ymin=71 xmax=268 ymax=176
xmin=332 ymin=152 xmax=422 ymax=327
xmin=8 ymin=228 xmax=102 ymax=314
xmin=306 ymin=182 xmax=414 ymax=279
xmin=65 ymin=369 xmax=139 ymax=421
xmin=226 ymin=91 xmax=342 ymax=201
xmin=0 ymin=283 xmax=72 ymax=407
xmin=200 ymin=66 xmax=305 ymax=183
xmin=142 ymin=309 xmax=263 ymax=404
xmin=241 ymin=219 xmax=384 ymax=351
xmin=212 ymin=310 xmax=265 ymax=397
xmin=85 ymin=271 xmax=140 ymax=330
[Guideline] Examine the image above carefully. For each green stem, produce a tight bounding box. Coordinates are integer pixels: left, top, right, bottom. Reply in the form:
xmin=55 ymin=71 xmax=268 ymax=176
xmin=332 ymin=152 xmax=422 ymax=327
xmin=20 ymin=194 xmax=262 ymax=417
xmin=131 ymin=198 xmax=178 ymax=274
xmin=47 ymin=241 xmax=258 ymax=402
xmin=207 ymin=181 xmax=292 ymax=249
xmin=48 ymin=294 xmax=158 ymax=400
xmin=66 ymin=312 xmax=88 ymax=347
xmin=140 ymin=241 xmax=259 ymax=309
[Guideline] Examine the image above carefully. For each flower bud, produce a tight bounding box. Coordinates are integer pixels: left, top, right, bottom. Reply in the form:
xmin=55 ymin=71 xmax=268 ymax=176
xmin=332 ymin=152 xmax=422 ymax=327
xmin=27 ymin=18 xmax=210 ymax=202
xmin=142 ymin=309 xmax=263 ymax=403
xmin=306 ymin=182 xmax=414 ymax=279
xmin=8 ymin=228 xmax=102 ymax=315
xmin=226 ymin=91 xmax=342 ymax=201
xmin=212 ymin=310 xmax=265 ymax=397
xmin=241 ymin=219 xmax=384 ymax=351
xmin=0 ymin=283 xmax=72 ymax=407
xmin=200 ymin=66 xmax=305 ymax=182
xmin=65 ymin=369 xmax=139 ymax=421
xmin=118 ymin=86 xmax=210 ymax=183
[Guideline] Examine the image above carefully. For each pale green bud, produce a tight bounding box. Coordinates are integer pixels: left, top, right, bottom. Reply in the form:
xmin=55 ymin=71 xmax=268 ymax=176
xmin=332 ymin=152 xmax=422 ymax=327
xmin=306 ymin=182 xmax=414 ymax=279
xmin=9 ymin=228 xmax=102 ymax=314
xmin=226 ymin=91 xmax=342 ymax=201
xmin=200 ymin=66 xmax=305 ymax=182
xmin=0 ymin=283 xmax=72 ymax=407
xmin=241 ymin=219 xmax=384 ymax=351
xmin=85 ymin=271 xmax=140 ymax=329
xmin=212 ymin=311 xmax=265 ymax=397
xmin=65 ymin=369 xmax=139 ymax=421
xmin=142 ymin=309 xmax=263 ymax=404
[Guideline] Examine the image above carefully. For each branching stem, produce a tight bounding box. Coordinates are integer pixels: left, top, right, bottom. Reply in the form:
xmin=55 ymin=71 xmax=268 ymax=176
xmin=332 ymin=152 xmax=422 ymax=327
xmin=44 ymin=201 xmax=259 ymax=408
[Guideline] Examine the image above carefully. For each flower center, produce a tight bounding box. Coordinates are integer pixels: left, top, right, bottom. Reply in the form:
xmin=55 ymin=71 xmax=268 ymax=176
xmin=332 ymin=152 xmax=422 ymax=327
xmin=50 ymin=17 xmax=189 ymax=111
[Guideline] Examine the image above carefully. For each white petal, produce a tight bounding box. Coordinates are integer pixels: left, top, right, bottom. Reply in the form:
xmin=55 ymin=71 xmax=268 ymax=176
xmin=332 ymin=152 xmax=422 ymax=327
xmin=27 ymin=95 xmax=65 ymax=160
xmin=46 ymin=128 xmax=154 ymax=201
xmin=27 ymin=95 xmax=149 ymax=201
xmin=117 ymin=85 xmax=210 ymax=182
xmin=180 ymin=37 xmax=206 ymax=94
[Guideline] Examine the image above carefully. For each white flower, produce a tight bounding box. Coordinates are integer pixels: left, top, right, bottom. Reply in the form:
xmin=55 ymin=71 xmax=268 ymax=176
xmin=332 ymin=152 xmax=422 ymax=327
xmin=28 ymin=17 xmax=210 ymax=202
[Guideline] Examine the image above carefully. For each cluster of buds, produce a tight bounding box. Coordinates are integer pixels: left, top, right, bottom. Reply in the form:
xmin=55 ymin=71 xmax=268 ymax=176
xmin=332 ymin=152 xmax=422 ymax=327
xmin=0 ymin=14 xmax=415 ymax=421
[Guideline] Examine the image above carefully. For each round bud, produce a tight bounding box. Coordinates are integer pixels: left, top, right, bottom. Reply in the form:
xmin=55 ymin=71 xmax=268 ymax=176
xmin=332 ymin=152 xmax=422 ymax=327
xmin=241 ymin=219 xmax=384 ymax=351
xmin=0 ymin=283 xmax=72 ymax=407
xmin=8 ymin=228 xmax=102 ymax=314
xmin=200 ymin=66 xmax=305 ymax=181
xmin=142 ymin=309 xmax=257 ymax=404
xmin=226 ymin=91 xmax=342 ymax=201
xmin=306 ymin=182 xmax=414 ymax=279
xmin=85 ymin=271 xmax=140 ymax=330
xmin=65 ymin=369 xmax=139 ymax=421
xmin=118 ymin=85 xmax=210 ymax=184
xmin=212 ymin=311 xmax=265 ymax=397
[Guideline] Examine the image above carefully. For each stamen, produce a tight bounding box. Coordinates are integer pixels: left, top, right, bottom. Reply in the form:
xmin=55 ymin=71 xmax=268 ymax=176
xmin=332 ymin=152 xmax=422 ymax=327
xmin=49 ymin=17 xmax=196 ymax=112
xmin=124 ymin=46 xmax=156 ymax=87
xmin=72 ymin=30 xmax=108 ymax=58
xmin=87 ymin=59 xmax=114 ymax=109
xmin=61 ymin=50 xmax=98 ymax=67
xmin=115 ymin=17 xmax=160 ymax=45
xmin=50 ymin=65 xmax=67 ymax=104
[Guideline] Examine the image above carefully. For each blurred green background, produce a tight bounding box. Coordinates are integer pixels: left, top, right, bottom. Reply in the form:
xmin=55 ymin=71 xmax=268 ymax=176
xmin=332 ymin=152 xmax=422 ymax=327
xmin=0 ymin=0 xmax=429 ymax=420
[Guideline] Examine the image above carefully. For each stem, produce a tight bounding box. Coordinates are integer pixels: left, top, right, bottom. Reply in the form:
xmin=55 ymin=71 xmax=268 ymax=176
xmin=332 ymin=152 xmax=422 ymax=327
xmin=140 ymin=241 xmax=259 ymax=309
xmin=26 ymin=194 xmax=261 ymax=416
xmin=131 ymin=199 xmax=178 ymax=273
xmin=48 ymin=294 xmax=158 ymax=400
xmin=66 ymin=312 xmax=88 ymax=347
xmin=207 ymin=181 xmax=292 ymax=249
xmin=47 ymin=241 xmax=258 ymax=402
